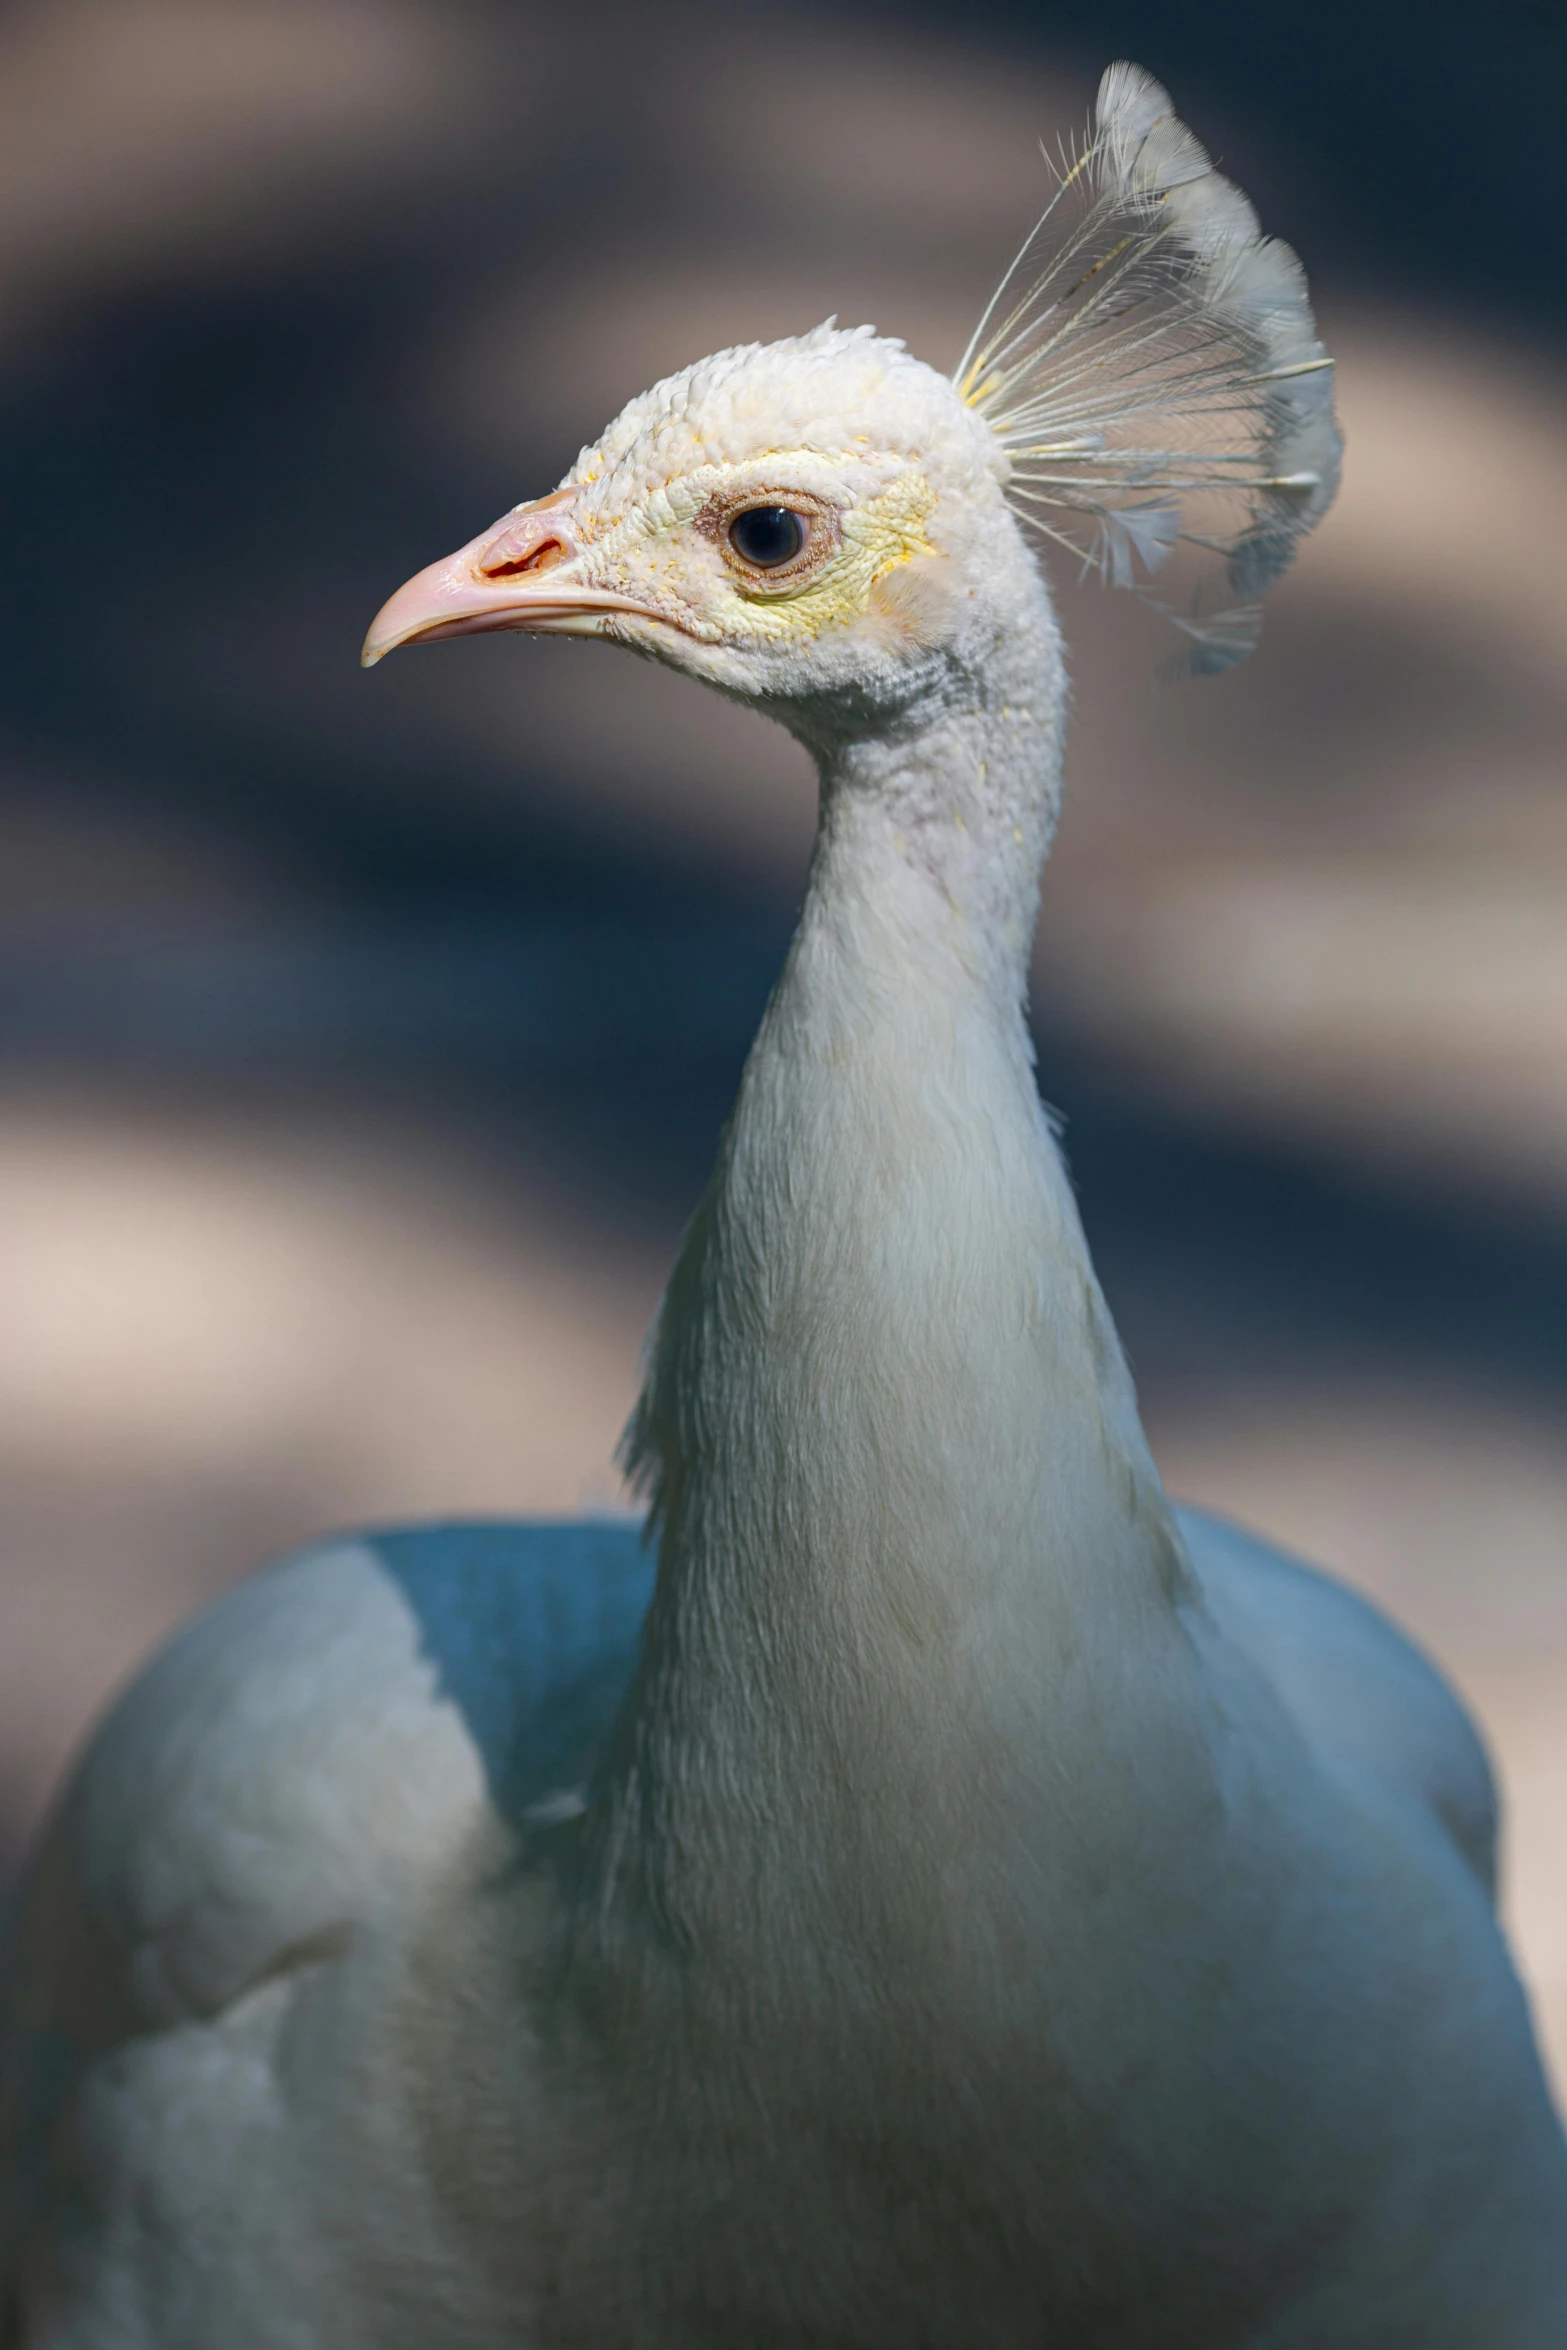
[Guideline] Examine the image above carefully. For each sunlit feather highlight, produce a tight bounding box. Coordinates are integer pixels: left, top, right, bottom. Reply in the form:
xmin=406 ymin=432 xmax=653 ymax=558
xmin=957 ymin=61 xmax=1341 ymax=674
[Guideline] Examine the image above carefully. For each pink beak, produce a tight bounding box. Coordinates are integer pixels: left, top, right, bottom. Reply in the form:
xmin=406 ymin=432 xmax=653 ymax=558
xmin=360 ymin=490 xmax=649 ymax=667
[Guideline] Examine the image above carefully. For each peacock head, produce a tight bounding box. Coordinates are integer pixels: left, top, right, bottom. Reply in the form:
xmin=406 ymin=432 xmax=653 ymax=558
xmin=363 ymin=64 xmax=1341 ymax=719
xmin=362 ymin=324 xmax=1022 ymax=731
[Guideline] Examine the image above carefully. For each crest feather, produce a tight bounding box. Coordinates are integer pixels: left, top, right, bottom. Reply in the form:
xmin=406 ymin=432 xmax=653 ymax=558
xmin=956 ymin=62 xmax=1341 ymax=676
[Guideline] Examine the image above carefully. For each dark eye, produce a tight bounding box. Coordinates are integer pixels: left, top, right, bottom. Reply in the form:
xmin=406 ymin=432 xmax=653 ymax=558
xmin=728 ymin=505 xmax=808 ymax=569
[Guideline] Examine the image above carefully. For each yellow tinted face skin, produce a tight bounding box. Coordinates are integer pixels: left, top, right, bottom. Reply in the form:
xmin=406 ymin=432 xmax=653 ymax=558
xmin=572 ymin=456 xmax=939 ymax=655
xmin=736 ymin=472 xmax=939 ymax=645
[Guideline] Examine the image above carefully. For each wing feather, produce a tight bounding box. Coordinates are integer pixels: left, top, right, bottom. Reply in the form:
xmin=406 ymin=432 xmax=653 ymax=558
xmin=0 ymin=1518 xmax=653 ymax=2323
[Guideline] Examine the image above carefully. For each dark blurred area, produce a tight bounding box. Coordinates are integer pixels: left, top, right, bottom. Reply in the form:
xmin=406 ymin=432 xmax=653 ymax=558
xmin=1 ymin=0 xmax=1563 ymax=2077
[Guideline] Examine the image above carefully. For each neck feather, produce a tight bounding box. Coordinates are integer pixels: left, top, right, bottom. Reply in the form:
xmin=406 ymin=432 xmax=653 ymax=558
xmin=601 ymin=575 xmax=1192 ymax=1933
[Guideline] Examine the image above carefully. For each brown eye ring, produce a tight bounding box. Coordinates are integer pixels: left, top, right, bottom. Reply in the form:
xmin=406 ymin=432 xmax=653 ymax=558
xmin=703 ymin=491 xmax=838 ymax=591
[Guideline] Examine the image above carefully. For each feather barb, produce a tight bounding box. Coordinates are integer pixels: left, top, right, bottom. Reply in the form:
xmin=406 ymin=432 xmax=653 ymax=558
xmin=957 ymin=63 xmax=1342 ymax=675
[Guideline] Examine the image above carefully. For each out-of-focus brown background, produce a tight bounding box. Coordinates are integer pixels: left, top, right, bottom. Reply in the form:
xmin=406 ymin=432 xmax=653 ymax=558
xmin=1 ymin=0 xmax=1563 ymax=2086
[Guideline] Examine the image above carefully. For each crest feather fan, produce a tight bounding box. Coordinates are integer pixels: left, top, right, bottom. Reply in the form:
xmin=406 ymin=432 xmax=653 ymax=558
xmin=956 ymin=61 xmax=1342 ymax=673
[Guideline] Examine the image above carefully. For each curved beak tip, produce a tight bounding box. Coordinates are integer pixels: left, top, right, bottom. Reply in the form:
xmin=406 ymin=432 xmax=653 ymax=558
xmin=359 ymin=620 xmax=401 ymax=667
xmin=360 ymin=562 xmax=455 ymax=670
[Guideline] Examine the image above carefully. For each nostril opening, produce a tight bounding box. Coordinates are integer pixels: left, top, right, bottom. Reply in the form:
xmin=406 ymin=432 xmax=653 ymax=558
xmin=481 ymin=538 xmax=568 ymax=580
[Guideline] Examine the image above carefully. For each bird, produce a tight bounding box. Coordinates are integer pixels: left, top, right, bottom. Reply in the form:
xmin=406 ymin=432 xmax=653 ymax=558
xmin=4 ymin=59 xmax=1566 ymax=2349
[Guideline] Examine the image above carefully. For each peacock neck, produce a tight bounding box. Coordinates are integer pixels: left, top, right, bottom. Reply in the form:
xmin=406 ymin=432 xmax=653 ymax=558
xmin=587 ymin=582 xmax=1198 ymax=1954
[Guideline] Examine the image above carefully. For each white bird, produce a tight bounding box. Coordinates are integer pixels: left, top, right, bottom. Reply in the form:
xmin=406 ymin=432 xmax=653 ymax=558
xmin=4 ymin=63 xmax=1565 ymax=2348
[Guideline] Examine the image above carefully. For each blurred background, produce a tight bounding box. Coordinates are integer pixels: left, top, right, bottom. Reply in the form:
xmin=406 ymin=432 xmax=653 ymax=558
xmin=0 ymin=0 xmax=1564 ymax=2087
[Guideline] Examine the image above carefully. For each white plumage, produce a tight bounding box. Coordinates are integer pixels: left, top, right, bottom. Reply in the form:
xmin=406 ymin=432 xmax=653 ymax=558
xmin=958 ymin=64 xmax=1341 ymax=671
xmin=4 ymin=63 xmax=1565 ymax=2350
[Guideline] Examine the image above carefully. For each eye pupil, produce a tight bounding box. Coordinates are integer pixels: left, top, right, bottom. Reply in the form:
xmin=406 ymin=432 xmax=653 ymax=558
xmin=728 ymin=505 xmax=807 ymax=568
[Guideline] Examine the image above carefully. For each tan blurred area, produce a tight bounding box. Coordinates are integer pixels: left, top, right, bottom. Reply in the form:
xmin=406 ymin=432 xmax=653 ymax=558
xmin=0 ymin=0 xmax=1563 ymax=2093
